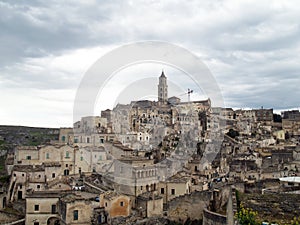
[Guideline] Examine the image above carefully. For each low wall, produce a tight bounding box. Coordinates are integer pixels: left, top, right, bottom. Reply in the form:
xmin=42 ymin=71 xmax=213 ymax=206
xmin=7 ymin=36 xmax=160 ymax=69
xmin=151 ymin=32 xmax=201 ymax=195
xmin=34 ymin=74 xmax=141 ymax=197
xmin=202 ymin=208 xmax=227 ymax=225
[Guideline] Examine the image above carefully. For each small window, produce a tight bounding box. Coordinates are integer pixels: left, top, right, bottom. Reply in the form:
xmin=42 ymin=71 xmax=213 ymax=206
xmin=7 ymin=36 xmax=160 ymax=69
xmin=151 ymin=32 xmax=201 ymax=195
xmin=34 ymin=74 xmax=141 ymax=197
xmin=100 ymin=138 xmax=104 ymax=143
xmin=37 ymin=185 xmax=40 ymax=189
xmin=73 ymin=210 xmax=78 ymax=220
xmin=80 ymin=156 xmax=83 ymax=161
xmin=26 ymin=155 xmax=31 ymax=160
xmin=34 ymin=222 xmax=39 ymax=225
xmin=120 ymin=201 xmax=124 ymax=207
xmin=99 ymin=155 xmax=102 ymax=160
xmin=22 ymin=173 xmax=24 ymax=177
xmin=46 ymin=153 xmax=49 ymax=159
xmin=66 ymin=152 xmax=70 ymax=158
xmin=66 ymin=164 xmax=68 ymax=167
xmin=141 ymin=186 xmax=143 ymax=190
xmin=74 ymin=138 xmax=78 ymax=143
xmin=161 ymin=188 xmax=164 ymax=194
xmin=34 ymin=204 xmax=39 ymax=211
xmin=19 ymin=185 xmax=22 ymax=189
xmin=52 ymin=173 xmax=55 ymax=178
xmin=51 ymin=204 xmax=57 ymax=214
xmin=87 ymin=137 xmax=90 ymax=143
xmin=62 ymin=136 xmax=66 ymax=142
xmin=171 ymin=189 xmax=175 ymax=195
xmin=105 ymin=202 xmax=107 ymax=207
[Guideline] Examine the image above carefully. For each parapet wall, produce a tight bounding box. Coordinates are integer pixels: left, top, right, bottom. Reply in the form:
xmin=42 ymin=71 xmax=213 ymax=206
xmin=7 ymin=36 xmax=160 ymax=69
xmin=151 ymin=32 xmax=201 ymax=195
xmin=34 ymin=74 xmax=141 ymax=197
xmin=202 ymin=208 xmax=227 ymax=225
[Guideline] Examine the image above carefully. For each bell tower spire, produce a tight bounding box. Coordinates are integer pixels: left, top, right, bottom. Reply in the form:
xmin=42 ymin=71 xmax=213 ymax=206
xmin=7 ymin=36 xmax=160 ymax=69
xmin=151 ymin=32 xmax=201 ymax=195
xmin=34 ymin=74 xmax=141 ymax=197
xmin=158 ymin=70 xmax=168 ymax=104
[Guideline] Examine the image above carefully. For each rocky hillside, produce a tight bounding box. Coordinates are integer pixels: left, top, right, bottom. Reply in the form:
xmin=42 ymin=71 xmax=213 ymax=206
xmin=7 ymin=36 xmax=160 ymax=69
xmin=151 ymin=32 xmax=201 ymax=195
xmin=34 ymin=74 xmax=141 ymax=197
xmin=0 ymin=125 xmax=59 ymax=148
xmin=240 ymin=192 xmax=300 ymax=224
xmin=0 ymin=125 xmax=60 ymax=176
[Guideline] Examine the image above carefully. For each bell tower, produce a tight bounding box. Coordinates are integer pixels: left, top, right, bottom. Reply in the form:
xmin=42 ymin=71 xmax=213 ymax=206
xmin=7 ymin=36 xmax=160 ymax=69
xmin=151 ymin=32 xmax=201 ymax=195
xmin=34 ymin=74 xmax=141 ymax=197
xmin=158 ymin=70 xmax=168 ymax=104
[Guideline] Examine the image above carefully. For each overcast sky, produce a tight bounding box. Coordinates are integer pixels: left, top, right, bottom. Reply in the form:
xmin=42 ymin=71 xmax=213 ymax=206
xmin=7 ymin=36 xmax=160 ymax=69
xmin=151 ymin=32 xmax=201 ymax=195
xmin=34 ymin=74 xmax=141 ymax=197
xmin=0 ymin=0 xmax=300 ymax=127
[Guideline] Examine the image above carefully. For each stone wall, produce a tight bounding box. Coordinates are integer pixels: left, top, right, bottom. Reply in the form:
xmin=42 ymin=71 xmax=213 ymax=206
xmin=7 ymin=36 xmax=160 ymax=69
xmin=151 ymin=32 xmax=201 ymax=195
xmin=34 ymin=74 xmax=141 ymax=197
xmin=202 ymin=208 xmax=226 ymax=225
xmin=0 ymin=211 xmax=23 ymax=224
xmin=167 ymin=190 xmax=211 ymax=222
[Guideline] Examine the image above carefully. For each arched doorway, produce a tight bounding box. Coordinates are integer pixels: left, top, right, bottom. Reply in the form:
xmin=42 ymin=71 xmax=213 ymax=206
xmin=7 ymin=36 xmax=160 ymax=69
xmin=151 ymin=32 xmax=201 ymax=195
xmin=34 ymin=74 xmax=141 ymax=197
xmin=47 ymin=217 xmax=60 ymax=225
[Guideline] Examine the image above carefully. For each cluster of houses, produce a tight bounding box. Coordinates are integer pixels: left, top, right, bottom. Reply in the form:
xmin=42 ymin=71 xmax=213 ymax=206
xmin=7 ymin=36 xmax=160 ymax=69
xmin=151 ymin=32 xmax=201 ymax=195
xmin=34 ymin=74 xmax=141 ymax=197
xmin=1 ymin=72 xmax=300 ymax=224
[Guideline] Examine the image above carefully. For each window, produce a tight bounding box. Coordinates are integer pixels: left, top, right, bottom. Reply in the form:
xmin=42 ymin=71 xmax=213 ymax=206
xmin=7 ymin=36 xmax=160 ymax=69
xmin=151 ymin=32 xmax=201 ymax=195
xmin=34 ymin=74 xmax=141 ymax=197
xmin=99 ymin=155 xmax=102 ymax=160
xmin=161 ymin=188 xmax=164 ymax=194
xmin=73 ymin=210 xmax=78 ymax=220
xmin=74 ymin=138 xmax=78 ymax=143
xmin=19 ymin=185 xmax=22 ymax=189
xmin=64 ymin=169 xmax=69 ymax=176
xmin=34 ymin=222 xmax=39 ymax=225
xmin=37 ymin=185 xmax=40 ymax=189
xmin=141 ymin=186 xmax=143 ymax=190
xmin=120 ymin=201 xmax=124 ymax=207
xmin=62 ymin=136 xmax=66 ymax=142
xmin=87 ymin=137 xmax=90 ymax=143
xmin=34 ymin=204 xmax=39 ymax=211
xmin=46 ymin=153 xmax=49 ymax=159
xmin=51 ymin=204 xmax=57 ymax=214
xmin=66 ymin=164 xmax=68 ymax=167
xmin=171 ymin=189 xmax=175 ymax=195
xmin=65 ymin=152 xmax=69 ymax=158
xmin=52 ymin=173 xmax=55 ymax=178
xmin=80 ymin=156 xmax=83 ymax=161
xmin=26 ymin=155 xmax=31 ymax=160
xmin=100 ymin=138 xmax=104 ymax=143
xmin=105 ymin=202 xmax=107 ymax=207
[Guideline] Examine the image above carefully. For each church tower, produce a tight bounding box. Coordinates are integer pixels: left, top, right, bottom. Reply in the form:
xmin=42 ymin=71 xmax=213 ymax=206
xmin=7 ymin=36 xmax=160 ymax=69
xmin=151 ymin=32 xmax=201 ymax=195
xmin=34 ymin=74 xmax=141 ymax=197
xmin=158 ymin=71 xmax=168 ymax=104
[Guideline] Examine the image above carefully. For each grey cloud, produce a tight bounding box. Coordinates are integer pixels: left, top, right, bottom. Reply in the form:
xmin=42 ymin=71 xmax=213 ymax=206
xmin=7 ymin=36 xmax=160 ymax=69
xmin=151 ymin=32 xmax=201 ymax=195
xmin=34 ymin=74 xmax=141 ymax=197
xmin=1 ymin=0 xmax=300 ymax=126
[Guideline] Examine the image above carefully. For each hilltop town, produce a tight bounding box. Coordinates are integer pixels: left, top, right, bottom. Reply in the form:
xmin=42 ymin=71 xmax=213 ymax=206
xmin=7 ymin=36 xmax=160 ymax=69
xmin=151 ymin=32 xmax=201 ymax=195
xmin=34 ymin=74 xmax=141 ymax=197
xmin=1 ymin=72 xmax=300 ymax=225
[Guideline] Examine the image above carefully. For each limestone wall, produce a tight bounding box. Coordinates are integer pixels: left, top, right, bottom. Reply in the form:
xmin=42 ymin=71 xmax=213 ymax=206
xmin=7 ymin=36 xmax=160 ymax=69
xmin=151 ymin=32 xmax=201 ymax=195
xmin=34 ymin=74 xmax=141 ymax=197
xmin=202 ymin=208 xmax=227 ymax=225
xmin=167 ymin=191 xmax=211 ymax=222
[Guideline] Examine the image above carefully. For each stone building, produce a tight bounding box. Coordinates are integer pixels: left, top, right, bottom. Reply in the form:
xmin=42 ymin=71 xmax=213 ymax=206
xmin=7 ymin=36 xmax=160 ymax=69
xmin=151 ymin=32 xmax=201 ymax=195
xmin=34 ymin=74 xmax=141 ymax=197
xmin=112 ymin=157 xmax=159 ymax=201
xmin=25 ymin=191 xmax=60 ymax=225
xmin=59 ymin=193 xmax=93 ymax=225
xmin=158 ymin=172 xmax=192 ymax=203
xmin=99 ymin=191 xmax=131 ymax=219
xmin=59 ymin=128 xmax=74 ymax=145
